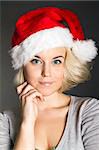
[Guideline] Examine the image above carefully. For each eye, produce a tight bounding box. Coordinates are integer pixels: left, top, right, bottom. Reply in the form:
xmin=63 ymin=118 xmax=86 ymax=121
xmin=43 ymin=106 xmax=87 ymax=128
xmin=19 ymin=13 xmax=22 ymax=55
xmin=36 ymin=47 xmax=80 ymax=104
xmin=52 ymin=60 xmax=62 ymax=64
xmin=31 ymin=59 xmax=42 ymax=64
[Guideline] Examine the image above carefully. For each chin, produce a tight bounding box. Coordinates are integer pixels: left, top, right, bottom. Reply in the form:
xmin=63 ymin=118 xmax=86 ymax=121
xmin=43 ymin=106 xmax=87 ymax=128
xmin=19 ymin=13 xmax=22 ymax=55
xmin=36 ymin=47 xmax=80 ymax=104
xmin=37 ymin=88 xmax=58 ymax=97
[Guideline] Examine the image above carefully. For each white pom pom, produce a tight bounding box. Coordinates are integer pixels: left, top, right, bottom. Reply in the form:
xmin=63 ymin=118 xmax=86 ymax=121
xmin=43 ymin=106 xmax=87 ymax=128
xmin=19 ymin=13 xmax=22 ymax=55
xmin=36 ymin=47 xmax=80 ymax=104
xmin=72 ymin=39 xmax=98 ymax=62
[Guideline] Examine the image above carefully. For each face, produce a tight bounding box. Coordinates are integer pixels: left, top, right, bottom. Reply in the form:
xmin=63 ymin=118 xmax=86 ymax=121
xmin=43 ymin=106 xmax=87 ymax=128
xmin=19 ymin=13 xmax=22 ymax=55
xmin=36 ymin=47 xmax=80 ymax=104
xmin=23 ymin=47 xmax=66 ymax=96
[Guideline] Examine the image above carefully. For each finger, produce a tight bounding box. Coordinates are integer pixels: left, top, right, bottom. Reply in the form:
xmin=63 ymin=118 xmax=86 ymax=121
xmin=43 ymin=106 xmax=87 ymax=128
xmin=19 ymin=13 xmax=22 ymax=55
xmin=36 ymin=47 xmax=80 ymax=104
xmin=20 ymin=91 xmax=44 ymax=108
xmin=16 ymin=81 xmax=27 ymax=95
xmin=19 ymin=84 xmax=35 ymax=97
xmin=19 ymin=89 xmax=36 ymax=100
xmin=20 ymin=89 xmax=44 ymax=102
xmin=20 ymin=91 xmax=38 ymax=108
xmin=33 ymin=91 xmax=44 ymax=101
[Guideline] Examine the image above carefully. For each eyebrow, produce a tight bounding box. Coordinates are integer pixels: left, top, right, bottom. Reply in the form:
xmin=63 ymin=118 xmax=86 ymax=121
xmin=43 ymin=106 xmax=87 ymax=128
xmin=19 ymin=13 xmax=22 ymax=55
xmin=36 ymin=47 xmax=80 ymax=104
xmin=34 ymin=55 xmax=65 ymax=59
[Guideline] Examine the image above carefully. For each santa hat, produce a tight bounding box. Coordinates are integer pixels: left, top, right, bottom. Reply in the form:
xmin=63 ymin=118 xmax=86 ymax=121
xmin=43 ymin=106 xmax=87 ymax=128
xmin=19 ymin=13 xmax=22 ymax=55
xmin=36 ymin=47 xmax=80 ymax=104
xmin=9 ymin=7 xmax=98 ymax=70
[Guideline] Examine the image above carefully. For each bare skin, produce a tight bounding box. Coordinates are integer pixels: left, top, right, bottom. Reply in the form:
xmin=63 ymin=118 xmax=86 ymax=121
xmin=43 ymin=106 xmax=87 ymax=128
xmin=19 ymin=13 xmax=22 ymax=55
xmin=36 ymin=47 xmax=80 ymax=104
xmin=14 ymin=47 xmax=71 ymax=150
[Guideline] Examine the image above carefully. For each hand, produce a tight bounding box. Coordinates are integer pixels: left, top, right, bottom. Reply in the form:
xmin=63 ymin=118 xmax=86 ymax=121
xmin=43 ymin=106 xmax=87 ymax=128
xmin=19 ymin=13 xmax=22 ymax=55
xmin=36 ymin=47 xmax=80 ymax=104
xmin=16 ymin=81 xmax=44 ymax=125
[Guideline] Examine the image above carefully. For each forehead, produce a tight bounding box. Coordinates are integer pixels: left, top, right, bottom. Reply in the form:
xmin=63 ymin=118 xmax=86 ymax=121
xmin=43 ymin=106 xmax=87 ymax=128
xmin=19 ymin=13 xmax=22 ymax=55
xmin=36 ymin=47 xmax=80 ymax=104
xmin=34 ymin=47 xmax=66 ymax=59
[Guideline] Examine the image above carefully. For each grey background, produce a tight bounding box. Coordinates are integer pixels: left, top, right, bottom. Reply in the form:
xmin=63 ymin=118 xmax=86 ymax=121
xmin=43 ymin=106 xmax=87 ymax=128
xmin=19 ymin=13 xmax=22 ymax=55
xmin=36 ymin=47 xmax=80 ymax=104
xmin=0 ymin=1 xmax=99 ymax=111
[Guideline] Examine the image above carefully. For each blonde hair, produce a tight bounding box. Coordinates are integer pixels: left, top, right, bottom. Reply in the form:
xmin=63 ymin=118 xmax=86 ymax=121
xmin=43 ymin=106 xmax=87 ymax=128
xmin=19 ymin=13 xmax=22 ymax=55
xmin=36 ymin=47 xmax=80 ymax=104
xmin=13 ymin=48 xmax=92 ymax=92
xmin=13 ymin=67 xmax=25 ymax=87
xmin=60 ymin=48 xmax=92 ymax=92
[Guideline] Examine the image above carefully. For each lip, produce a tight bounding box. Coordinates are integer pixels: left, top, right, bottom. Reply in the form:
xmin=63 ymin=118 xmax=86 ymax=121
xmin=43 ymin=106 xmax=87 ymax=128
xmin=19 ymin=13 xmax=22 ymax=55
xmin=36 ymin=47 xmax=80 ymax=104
xmin=39 ymin=81 xmax=54 ymax=86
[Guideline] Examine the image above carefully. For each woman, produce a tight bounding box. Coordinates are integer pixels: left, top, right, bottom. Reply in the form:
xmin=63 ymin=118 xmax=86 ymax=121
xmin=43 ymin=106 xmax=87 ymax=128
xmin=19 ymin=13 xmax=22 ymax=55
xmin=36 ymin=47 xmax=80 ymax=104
xmin=0 ymin=6 xmax=99 ymax=150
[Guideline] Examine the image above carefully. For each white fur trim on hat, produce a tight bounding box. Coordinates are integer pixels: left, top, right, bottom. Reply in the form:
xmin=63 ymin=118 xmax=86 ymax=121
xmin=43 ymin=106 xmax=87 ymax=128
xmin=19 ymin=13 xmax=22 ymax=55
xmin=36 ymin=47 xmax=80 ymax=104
xmin=72 ymin=39 xmax=98 ymax=62
xmin=9 ymin=27 xmax=73 ymax=69
xmin=9 ymin=26 xmax=98 ymax=70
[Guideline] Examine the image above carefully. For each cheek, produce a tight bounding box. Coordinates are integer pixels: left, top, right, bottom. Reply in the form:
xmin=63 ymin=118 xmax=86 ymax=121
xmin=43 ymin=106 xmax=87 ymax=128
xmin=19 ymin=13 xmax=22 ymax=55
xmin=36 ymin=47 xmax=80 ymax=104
xmin=24 ymin=67 xmax=41 ymax=83
xmin=52 ymin=66 xmax=64 ymax=80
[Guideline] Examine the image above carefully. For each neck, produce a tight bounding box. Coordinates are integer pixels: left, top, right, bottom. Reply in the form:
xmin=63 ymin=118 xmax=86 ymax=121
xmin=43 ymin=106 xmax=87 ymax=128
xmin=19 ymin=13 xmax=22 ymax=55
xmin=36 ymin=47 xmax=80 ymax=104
xmin=37 ymin=92 xmax=70 ymax=111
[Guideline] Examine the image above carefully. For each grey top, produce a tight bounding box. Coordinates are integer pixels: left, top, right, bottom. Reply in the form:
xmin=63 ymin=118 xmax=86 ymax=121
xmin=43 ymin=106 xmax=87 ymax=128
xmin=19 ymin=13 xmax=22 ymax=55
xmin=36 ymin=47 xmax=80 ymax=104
xmin=0 ymin=96 xmax=99 ymax=150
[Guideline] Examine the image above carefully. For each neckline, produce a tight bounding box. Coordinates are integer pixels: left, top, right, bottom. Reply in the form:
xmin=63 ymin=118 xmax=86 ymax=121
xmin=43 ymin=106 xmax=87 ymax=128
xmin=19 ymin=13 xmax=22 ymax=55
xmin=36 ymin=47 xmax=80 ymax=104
xmin=55 ymin=95 xmax=74 ymax=150
xmin=35 ymin=95 xmax=75 ymax=150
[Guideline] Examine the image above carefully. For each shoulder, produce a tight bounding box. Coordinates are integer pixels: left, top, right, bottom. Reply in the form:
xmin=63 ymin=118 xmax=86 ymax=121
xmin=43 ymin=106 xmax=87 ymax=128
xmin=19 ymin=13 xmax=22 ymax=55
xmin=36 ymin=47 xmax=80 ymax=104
xmin=0 ymin=110 xmax=18 ymax=126
xmin=71 ymin=95 xmax=99 ymax=126
xmin=71 ymin=96 xmax=99 ymax=149
xmin=0 ymin=110 xmax=16 ymax=120
xmin=0 ymin=110 xmax=15 ymax=129
xmin=71 ymin=95 xmax=99 ymax=114
xmin=0 ymin=109 xmax=20 ymax=143
xmin=74 ymin=96 xmax=99 ymax=125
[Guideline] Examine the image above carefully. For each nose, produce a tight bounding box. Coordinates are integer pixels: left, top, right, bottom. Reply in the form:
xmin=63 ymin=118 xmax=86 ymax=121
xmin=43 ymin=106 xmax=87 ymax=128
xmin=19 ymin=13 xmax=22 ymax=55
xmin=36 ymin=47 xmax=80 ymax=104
xmin=41 ymin=63 xmax=51 ymax=77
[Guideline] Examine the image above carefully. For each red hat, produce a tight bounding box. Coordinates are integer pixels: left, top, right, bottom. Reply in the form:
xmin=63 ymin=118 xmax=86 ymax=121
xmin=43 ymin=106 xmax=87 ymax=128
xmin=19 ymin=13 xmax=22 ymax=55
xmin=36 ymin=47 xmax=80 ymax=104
xmin=9 ymin=7 xmax=98 ymax=70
